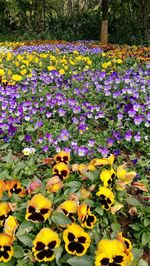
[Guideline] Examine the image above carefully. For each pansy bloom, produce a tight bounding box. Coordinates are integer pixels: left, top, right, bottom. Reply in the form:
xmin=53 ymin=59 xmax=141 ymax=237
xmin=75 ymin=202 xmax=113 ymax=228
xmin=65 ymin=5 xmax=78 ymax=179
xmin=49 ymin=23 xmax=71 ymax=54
xmin=32 ymin=228 xmax=61 ymax=262
xmin=117 ymin=165 xmax=136 ymax=184
xmin=77 ymin=204 xmax=97 ymax=229
xmin=4 ymin=216 xmax=18 ymax=237
xmin=53 ymin=162 xmax=70 ymax=180
xmin=58 ymin=200 xmax=77 ymax=222
xmin=0 ymin=202 xmax=11 ymax=226
xmin=91 ymin=154 xmax=115 ymax=167
xmin=0 ymin=180 xmax=5 ymax=199
xmin=100 ymin=169 xmax=116 ymax=188
xmin=63 ymin=223 xmax=91 ymax=256
xmin=46 ymin=176 xmax=63 ymax=193
xmin=25 ymin=193 xmax=52 ymax=223
xmin=5 ymin=180 xmax=25 ymax=197
xmin=0 ymin=233 xmax=14 ymax=262
xmin=96 ymin=187 xmax=115 ymax=210
xmin=54 ymin=151 xmax=70 ymax=164
xmin=95 ymin=237 xmax=133 ymax=266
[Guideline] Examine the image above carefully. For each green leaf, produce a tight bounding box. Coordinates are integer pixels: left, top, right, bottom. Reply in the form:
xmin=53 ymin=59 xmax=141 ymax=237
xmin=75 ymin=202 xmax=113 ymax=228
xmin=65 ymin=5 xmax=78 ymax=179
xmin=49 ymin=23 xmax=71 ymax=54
xmin=0 ymin=143 xmax=9 ymax=150
xmin=95 ymin=207 xmax=104 ymax=216
xmin=126 ymin=196 xmax=142 ymax=207
xmin=14 ymin=245 xmax=24 ymax=258
xmin=138 ymin=259 xmax=149 ymax=266
xmin=51 ymin=211 xmax=71 ymax=226
xmin=67 ymin=255 xmax=94 ymax=266
xmin=129 ymin=224 xmax=142 ymax=231
xmin=144 ymin=218 xmax=150 ymax=227
xmin=26 ymin=125 xmax=35 ymax=131
xmin=142 ymin=232 xmax=150 ymax=245
xmin=84 ymin=172 xmax=95 ymax=181
xmin=132 ymin=248 xmax=143 ymax=260
xmin=111 ymin=222 xmax=121 ymax=234
xmin=55 ymin=245 xmax=63 ymax=265
xmin=65 ymin=181 xmax=81 ymax=188
xmin=16 ymin=221 xmax=34 ymax=236
xmin=18 ymin=135 xmax=25 ymax=141
xmin=6 ymin=150 xmax=13 ymax=163
xmin=17 ymin=233 xmax=34 ymax=247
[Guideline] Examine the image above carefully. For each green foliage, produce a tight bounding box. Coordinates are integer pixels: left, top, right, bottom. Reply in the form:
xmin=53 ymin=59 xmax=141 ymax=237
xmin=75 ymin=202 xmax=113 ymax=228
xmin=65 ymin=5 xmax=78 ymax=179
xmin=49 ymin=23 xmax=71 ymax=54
xmin=0 ymin=0 xmax=149 ymax=44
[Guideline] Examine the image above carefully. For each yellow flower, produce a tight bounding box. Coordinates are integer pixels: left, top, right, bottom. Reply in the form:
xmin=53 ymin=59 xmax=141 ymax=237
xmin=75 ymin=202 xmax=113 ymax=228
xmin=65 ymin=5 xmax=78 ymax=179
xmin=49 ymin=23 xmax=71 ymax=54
xmin=5 ymin=180 xmax=25 ymax=198
xmin=12 ymin=74 xmax=22 ymax=82
xmin=91 ymin=154 xmax=115 ymax=167
xmin=53 ymin=162 xmax=69 ymax=180
xmin=0 ymin=233 xmax=14 ymax=262
xmin=95 ymin=238 xmax=133 ymax=266
xmin=100 ymin=168 xmax=116 ymax=188
xmin=0 ymin=180 xmax=5 ymax=199
xmin=32 ymin=228 xmax=61 ymax=262
xmin=47 ymin=65 xmax=56 ymax=71
xmin=59 ymin=69 xmax=65 ymax=75
xmin=77 ymin=204 xmax=97 ymax=229
xmin=20 ymin=69 xmax=27 ymax=75
xmin=96 ymin=187 xmax=115 ymax=210
xmin=63 ymin=223 xmax=91 ymax=256
xmin=4 ymin=216 xmax=18 ymax=237
xmin=54 ymin=151 xmax=70 ymax=164
xmin=25 ymin=193 xmax=52 ymax=223
xmin=117 ymin=165 xmax=136 ymax=184
xmin=46 ymin=176 xmax=63 ymax=193
xmin=0 ymin=69 xmax=4 ymax=76
xmin=116 ymin=59 xmax=123 ymax=64
xmin=58 ymin=200 xmax=77 ymax=223
xmin=0 ymin=202 xmax=11 ymax=226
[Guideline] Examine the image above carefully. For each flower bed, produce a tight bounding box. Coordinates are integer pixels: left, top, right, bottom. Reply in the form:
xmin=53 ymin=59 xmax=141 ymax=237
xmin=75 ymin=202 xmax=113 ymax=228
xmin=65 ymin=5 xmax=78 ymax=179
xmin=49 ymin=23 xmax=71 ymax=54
xmin=0 ymin=41 xmax=149 ymax=266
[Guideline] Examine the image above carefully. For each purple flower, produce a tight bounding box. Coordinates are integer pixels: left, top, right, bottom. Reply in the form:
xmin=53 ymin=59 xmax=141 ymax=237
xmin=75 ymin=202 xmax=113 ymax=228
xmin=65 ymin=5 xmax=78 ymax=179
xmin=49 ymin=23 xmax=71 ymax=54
xmin=134 ymin=133 xmax=141 ymax=142
xmin=107 ymin=138 xmax=114 ymax=147
xmin=78 ymin=146 xmax=88 ymax=157
xmin=35 ymin=121 xmax=43 ymax=129
xmin=59 ymin=129 xmax=70 ymax=141
xmin=134 ymin=115 xmax=143 ymax=125
xmin=113 ymin=149 xmax=120 ymax=156
xmin=124 ymin=130 xmax=132 ymax=141
xmin=24 ymin=134 xmax=32 ymax=142
xmin=43 ymin=146 xmax=49 ymax=152
xmin=98 ymin=147 xmax=109 ymax=157
xmin=88 ymin=139 xmax=95 ymax=147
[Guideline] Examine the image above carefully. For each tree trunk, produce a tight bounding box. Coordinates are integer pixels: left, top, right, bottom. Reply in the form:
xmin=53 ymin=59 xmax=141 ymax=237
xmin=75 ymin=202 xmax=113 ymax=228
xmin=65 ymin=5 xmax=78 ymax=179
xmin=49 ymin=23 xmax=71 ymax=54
xmin=100 ymin=0 xmax=109 ymax=45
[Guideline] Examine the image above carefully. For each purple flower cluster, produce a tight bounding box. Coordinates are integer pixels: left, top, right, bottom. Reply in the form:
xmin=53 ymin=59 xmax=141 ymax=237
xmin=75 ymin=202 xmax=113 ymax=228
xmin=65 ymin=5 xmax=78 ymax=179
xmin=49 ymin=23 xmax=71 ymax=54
xmin=0 ymin=65 xmax=149 ymax=158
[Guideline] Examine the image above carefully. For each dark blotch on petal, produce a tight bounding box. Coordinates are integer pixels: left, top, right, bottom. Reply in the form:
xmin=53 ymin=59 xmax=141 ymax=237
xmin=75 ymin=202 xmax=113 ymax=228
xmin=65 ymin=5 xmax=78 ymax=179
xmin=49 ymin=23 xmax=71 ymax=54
xmin=68 ymin=232 xmax=75 ymax=242
xmin=114 ymin=255 xmax=123 ymax=263
xmin=48 ymin=241 xmax=56 ymax=249
xmin=28 ymin=206 xmax=35 ymax=213
xmin=46 ymin=249 xmax=54 ymax=258
xmin=107 ymin=198 xmax=111 ymax=204
xmin=101 ymin=258 xmax=109 ymax=265
xmin=61 ymin=170 xmax=67 ymax=177
xmin=40 ymin=208 xmax=49 ymax=214
xmin=124 ymin=240 xmax=130 ymax=249
xmin=36 ymin=242 xmax=45 ymax=251
xmin=78 ymin=236 xmax=86 ymax=243
xmin=28 ymin=212 xmax=44 ymax=222
xmin=36 ymin=250 xmax=47 ymax=260
xmin=4 ymin=246 xmax=11 ymax=251
xmin=86 ymin=215 xmax=95 ymax=226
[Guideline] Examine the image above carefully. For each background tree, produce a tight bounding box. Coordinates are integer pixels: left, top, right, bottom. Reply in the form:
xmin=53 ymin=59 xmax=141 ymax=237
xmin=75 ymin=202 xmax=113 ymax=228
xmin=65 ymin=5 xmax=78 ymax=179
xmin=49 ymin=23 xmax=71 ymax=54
xmin=100 ymin=0 xmax=109 ymax=44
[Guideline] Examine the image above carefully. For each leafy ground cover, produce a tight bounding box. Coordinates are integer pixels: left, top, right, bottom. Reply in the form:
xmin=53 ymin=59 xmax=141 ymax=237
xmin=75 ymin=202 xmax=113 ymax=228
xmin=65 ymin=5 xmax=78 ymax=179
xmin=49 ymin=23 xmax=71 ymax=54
xmin=0 ymin=41 xmax=150 ymax=266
